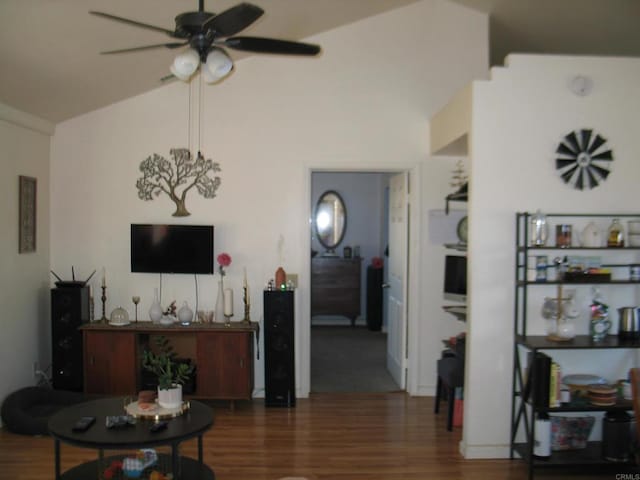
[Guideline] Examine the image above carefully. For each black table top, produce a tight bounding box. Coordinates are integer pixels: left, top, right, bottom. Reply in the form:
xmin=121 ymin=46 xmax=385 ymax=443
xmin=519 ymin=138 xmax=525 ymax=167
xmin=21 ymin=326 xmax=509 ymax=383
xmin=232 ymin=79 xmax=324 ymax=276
xmin=48 ymin=397 xmax=214 ymax=450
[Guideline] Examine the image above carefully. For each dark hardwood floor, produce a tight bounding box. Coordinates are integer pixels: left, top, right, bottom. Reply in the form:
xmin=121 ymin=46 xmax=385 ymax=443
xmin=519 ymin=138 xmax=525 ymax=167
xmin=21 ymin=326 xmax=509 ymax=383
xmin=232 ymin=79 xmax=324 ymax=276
xmin=0 ymin=392 xmax=545 ymax=479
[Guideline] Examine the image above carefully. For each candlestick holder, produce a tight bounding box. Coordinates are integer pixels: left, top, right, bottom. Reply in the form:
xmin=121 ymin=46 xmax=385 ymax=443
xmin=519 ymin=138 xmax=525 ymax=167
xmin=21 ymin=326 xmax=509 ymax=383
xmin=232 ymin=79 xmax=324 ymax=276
xmin=242 ymin=286 xmax=251 ymax=324
xmin=224 ymin=314 xmax=233 ymax=327
xmin=132 ymin=296 xmax=140 ymax=323
xmin=100 ymin=285 xmax=108 ymax=322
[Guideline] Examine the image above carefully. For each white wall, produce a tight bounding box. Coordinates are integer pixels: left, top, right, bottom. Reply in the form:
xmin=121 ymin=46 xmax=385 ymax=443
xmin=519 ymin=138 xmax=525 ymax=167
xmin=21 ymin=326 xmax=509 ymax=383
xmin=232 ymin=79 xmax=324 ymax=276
xmin=464 ymin=55 xmax=640 ymax=458
xmin=49 ymin=0 xmax=488 ymax=398
xmin=0 ymin=104 xmax=53 ymax=413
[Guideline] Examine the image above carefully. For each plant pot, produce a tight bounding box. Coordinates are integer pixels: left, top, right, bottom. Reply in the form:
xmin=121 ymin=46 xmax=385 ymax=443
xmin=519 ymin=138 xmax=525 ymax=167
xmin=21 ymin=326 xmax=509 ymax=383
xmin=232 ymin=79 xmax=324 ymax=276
xmin=157 ymin=384 xmax=182 ymax=409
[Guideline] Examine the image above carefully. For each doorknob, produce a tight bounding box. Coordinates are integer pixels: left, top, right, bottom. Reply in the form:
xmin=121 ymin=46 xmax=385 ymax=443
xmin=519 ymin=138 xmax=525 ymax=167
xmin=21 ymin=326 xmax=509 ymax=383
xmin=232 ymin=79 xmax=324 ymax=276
xmin=382 ymin=283 xmax=390 ymax=288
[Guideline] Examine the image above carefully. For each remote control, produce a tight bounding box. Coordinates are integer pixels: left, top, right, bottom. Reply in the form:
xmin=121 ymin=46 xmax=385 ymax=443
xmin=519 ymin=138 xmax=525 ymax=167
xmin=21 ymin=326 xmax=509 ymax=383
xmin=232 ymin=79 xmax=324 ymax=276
xmin=149 ymin=421 xmax=168 ymax=433
xmin=72 ymin=416 xmax=96 ymax=432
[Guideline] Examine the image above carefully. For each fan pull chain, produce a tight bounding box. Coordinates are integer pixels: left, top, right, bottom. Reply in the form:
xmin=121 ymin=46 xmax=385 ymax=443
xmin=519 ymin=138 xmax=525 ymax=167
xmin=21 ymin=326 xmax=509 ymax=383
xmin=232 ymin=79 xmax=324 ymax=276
xmin=198 ymin=72 xmax=203 ymax=160
xmin=188 ymin=80 xmax=192 ymax=155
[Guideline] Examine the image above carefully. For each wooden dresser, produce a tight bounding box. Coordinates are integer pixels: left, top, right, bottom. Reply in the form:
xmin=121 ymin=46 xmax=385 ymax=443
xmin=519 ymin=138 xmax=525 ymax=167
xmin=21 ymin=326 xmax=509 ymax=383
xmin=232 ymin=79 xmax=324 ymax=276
xmin=311 ymin=257 xmax=362 ymax=325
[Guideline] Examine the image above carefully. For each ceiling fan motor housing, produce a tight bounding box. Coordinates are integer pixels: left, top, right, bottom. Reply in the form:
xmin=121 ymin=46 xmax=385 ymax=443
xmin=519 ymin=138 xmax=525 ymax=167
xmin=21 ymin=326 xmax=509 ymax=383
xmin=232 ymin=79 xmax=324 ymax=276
xmin=175 ymin=11 xmax=215 ymax=37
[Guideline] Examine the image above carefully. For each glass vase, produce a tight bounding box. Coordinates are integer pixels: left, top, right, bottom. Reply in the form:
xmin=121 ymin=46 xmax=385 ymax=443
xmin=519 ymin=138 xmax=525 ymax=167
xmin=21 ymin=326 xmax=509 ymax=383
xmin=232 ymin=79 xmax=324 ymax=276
xmin=214 ymin=279 xmax=225 ymax=323
xmin=149 ymin=288 xmax=163 ymax=323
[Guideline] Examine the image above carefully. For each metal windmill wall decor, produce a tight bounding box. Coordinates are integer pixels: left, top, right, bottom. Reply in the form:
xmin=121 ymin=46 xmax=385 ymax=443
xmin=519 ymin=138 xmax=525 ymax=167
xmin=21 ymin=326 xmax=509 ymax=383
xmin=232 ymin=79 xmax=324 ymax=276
xmin=136 ymin=148 xmax=221 ymax=216
xmin=555 ymin=129 xmax=613 ymax=190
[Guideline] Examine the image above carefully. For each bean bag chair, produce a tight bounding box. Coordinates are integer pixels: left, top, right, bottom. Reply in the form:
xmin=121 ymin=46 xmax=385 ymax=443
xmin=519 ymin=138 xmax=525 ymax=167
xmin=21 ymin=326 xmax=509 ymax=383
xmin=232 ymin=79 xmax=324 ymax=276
xmin=1 ymin=386 xmax=87 ymax=435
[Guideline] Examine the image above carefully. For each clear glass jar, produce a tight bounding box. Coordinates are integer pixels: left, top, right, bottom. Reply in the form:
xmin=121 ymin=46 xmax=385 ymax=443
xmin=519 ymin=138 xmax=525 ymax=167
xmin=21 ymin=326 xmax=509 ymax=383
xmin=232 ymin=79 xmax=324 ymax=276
xmin=530 ymin=210 xmax=549 ymax=247
xmin=110 ymin=306 xmax=130 ymax=325
xmin=556 ymin=318 xmax=576 ymax=340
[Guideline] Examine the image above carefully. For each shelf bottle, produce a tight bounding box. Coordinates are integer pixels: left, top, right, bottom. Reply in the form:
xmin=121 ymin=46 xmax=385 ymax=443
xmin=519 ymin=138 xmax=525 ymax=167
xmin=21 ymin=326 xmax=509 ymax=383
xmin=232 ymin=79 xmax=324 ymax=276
xmin=607 ymin=218 xmax=624 ymax=247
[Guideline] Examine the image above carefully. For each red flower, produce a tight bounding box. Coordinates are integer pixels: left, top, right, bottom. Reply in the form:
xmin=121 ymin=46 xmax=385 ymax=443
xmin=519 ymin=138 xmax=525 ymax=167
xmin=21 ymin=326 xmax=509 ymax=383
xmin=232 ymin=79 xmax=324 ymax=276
xmin=217 ymin=252 xmax=232 ymax=276
xmin=371 ymin=257 xmax=383 ymax=269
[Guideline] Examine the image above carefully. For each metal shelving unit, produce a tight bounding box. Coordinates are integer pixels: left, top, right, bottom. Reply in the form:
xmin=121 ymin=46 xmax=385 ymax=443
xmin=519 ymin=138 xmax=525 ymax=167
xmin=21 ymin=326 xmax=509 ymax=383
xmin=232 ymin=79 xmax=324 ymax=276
xmin=510 ymin=212 xmax=640 ymax=480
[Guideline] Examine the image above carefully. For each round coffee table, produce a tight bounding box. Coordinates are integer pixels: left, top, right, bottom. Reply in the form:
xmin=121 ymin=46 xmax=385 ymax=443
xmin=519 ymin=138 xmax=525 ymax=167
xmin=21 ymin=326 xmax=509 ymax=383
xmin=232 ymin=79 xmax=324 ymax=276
xmin=48 ymin=397 xmax=214 ymax=480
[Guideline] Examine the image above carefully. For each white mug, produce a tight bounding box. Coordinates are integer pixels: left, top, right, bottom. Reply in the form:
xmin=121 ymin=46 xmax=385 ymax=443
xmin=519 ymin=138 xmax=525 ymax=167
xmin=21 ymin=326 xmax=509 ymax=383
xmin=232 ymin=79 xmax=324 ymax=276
xmin=621 ymin=380 xmax=632 ymax=400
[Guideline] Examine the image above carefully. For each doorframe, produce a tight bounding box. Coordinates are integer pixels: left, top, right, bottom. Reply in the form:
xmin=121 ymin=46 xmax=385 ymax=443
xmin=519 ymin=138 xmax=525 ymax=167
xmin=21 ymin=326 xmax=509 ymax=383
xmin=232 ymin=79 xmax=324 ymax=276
xmin=299 ymin=162 xmax=422 ymax=397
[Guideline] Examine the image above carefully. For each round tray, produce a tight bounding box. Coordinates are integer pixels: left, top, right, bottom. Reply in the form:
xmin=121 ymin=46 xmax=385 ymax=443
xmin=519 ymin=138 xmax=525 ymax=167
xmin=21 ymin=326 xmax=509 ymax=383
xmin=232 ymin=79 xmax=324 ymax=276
xmin=124 ymin=400 xmax=190 ymax=420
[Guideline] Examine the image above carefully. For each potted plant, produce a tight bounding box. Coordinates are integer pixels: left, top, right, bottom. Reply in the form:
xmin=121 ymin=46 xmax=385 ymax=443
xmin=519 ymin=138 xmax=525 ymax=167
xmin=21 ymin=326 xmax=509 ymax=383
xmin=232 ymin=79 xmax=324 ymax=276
xmin=142 ymin=336 xmax=194 ymax=408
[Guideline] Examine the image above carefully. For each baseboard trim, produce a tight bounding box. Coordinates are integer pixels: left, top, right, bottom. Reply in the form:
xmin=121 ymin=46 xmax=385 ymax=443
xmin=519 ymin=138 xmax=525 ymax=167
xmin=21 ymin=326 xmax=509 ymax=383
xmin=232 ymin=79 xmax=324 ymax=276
xmin=459 ymin=441 xmax=510 ymax=459
xmin=415 ymin=385 xmax=436 ymax=396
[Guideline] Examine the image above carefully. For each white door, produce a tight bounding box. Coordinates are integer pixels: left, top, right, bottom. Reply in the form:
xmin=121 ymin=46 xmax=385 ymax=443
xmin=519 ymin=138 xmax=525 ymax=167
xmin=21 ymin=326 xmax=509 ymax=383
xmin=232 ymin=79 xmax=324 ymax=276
xmin=386 ymin=172 xmax=409 ymax=389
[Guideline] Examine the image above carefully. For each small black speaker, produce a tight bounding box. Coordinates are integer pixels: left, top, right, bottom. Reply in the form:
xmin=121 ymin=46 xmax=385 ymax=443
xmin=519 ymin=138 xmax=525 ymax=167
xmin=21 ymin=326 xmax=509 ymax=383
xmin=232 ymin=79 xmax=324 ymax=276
xmin=264 ymin=290 xmax=295 ymax=407
xmin=51 ymin=286 xmax=89 ymax=391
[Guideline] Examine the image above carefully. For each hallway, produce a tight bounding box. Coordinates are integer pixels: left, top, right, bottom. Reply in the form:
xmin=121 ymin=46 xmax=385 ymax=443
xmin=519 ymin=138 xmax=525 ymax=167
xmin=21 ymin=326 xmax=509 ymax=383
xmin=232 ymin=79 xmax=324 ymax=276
xmin=311 ymin=325 xmax=399 ymax=393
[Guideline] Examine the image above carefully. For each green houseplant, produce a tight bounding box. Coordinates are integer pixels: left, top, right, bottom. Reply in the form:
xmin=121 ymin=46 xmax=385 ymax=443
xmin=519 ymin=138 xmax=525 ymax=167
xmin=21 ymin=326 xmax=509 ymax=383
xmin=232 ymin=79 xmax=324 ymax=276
xmin=142 ymin=336 xmax=194 ymax=408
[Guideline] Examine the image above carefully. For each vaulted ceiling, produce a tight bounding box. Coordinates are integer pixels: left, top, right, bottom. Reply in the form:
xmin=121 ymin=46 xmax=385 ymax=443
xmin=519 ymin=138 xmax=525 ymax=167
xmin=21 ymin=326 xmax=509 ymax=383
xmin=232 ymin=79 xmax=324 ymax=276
xmin=1 ymin=0 xmax=638 ymax=123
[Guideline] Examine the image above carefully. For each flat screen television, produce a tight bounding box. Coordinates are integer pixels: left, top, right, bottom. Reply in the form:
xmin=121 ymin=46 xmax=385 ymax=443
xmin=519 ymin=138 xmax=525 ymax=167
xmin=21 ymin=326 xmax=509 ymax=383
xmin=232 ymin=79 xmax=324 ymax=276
xmin=131 ymin=224 xmax=214 ymax=274
xmin=443 ymin=254 xmax=467 ymax=302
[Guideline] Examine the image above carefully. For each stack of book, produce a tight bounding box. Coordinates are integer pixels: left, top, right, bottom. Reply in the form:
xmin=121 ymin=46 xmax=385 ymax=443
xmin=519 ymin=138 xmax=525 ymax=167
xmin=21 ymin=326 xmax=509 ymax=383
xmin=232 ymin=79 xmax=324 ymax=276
xmin=523 ymin=352 xmax=562 ymax=408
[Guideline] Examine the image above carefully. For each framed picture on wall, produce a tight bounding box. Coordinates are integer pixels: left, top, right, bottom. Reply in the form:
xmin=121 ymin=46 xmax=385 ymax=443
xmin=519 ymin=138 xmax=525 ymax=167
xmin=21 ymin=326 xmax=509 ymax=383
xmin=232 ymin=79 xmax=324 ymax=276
xmin=19 ymin=175 xmax=37 ymax=253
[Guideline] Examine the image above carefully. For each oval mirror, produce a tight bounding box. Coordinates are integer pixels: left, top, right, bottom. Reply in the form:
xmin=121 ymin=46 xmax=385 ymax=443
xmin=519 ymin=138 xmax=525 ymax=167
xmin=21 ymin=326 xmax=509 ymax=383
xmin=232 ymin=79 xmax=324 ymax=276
xmin=314 ymin=190 xmax=347 ymax=252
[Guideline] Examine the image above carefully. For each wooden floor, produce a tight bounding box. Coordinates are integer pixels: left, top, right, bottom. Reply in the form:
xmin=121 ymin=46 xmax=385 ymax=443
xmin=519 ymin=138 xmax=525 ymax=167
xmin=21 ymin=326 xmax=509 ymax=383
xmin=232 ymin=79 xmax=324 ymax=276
xmin=0 ymin=392 xmax=529 ymax=479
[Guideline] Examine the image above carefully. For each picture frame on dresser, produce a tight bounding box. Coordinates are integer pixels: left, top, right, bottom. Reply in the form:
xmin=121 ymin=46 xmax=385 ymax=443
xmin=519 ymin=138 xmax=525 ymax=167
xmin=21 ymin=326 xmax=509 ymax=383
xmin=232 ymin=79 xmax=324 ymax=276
xmin=18 ymin=175 xmax=36 ymax=253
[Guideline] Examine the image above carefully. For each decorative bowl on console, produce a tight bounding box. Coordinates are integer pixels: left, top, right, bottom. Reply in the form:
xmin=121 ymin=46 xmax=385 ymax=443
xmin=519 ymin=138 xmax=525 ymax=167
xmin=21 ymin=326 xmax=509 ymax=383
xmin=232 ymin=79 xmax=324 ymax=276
xmin=109 ymin=306 xmax=130 ymax=326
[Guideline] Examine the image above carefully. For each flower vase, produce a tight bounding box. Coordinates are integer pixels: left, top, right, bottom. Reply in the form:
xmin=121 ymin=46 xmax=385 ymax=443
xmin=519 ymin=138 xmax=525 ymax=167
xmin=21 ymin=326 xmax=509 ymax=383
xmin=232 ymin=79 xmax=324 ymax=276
xmin=214 ymin=279 xmax=225 ymax=323
xmin=149 ymin=288 xmax=163 ymax=323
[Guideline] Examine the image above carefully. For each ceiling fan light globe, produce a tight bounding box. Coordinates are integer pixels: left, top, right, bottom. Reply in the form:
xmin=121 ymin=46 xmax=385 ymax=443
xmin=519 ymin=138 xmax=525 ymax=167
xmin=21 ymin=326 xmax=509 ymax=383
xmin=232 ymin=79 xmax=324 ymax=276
xmin=172 ymin=49 xmax=200 ymax=79
xmin=203 ymin=49 xmax=233 ymax=84
xmin=170 ymin=64 xmax=194 ymax=82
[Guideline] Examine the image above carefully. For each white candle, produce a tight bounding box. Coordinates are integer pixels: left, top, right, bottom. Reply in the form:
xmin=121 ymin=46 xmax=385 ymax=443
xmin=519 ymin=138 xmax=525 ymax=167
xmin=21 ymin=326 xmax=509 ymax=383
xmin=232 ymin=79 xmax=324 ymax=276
xmin=224 ymin=289 xmax=233 ymax=316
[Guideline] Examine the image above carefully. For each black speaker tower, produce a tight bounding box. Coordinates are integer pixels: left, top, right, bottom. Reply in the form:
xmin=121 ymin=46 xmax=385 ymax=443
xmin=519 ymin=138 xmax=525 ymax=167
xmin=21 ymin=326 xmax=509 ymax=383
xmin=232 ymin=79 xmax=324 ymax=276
xmin=263 ymin=290 xmax=295 ymax=407
xmin=51 ymin=286 xmax=89 ymax=391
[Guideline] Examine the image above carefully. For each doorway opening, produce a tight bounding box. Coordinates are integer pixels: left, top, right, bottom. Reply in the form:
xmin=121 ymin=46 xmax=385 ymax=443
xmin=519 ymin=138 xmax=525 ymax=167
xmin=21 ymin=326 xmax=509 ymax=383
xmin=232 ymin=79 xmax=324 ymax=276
xmin=309 ymin=170 xmax=408 ymax=393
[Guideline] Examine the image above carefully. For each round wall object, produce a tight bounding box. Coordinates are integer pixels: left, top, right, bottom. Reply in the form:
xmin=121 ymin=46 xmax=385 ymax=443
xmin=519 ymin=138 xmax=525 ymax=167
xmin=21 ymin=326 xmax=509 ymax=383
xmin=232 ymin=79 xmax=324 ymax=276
xmin=555 ymin=129 xmax=613 ymax=190
xmin=569 ymin=75 xmax=593 ymax=96
xmin=457 ymin=216 xmax=468 ymax=243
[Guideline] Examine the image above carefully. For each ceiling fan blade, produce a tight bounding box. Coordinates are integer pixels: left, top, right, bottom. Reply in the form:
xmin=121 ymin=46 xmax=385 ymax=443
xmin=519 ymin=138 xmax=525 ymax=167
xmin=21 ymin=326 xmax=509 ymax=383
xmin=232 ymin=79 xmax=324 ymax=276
xmin=90 ymin=11 xmax=176 ymax=37
xmin=204 ymin=3 xmax=264 ymax=37
xmin=100 ymin=42 xmax=188 ymax=55
xmin=223 ymin=36 xmax=321 ymax=55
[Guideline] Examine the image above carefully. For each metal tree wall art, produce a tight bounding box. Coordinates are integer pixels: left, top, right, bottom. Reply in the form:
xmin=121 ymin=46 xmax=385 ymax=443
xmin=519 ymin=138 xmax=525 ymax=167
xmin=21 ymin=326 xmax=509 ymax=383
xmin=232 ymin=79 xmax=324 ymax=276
xmin=136 ymin=148 xmax=221 ymax=217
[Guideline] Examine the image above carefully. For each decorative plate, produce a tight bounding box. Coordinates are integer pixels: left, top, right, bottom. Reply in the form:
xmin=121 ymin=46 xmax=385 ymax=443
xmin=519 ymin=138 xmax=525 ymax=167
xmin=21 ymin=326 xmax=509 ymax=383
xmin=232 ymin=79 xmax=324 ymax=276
xmin=456 ymin=216 xmax=468 ymax=244
xmin=562 ymin=374 xmax=607 ymax=386
xmin=555 ymin=129 xmax=613 ymax=190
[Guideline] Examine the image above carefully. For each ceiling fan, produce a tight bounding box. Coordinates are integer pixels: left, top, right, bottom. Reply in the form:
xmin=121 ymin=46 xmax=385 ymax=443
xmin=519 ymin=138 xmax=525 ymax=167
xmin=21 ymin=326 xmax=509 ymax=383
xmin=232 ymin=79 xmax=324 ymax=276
xmin=90 ymin=1 xmax=321 ymax=83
